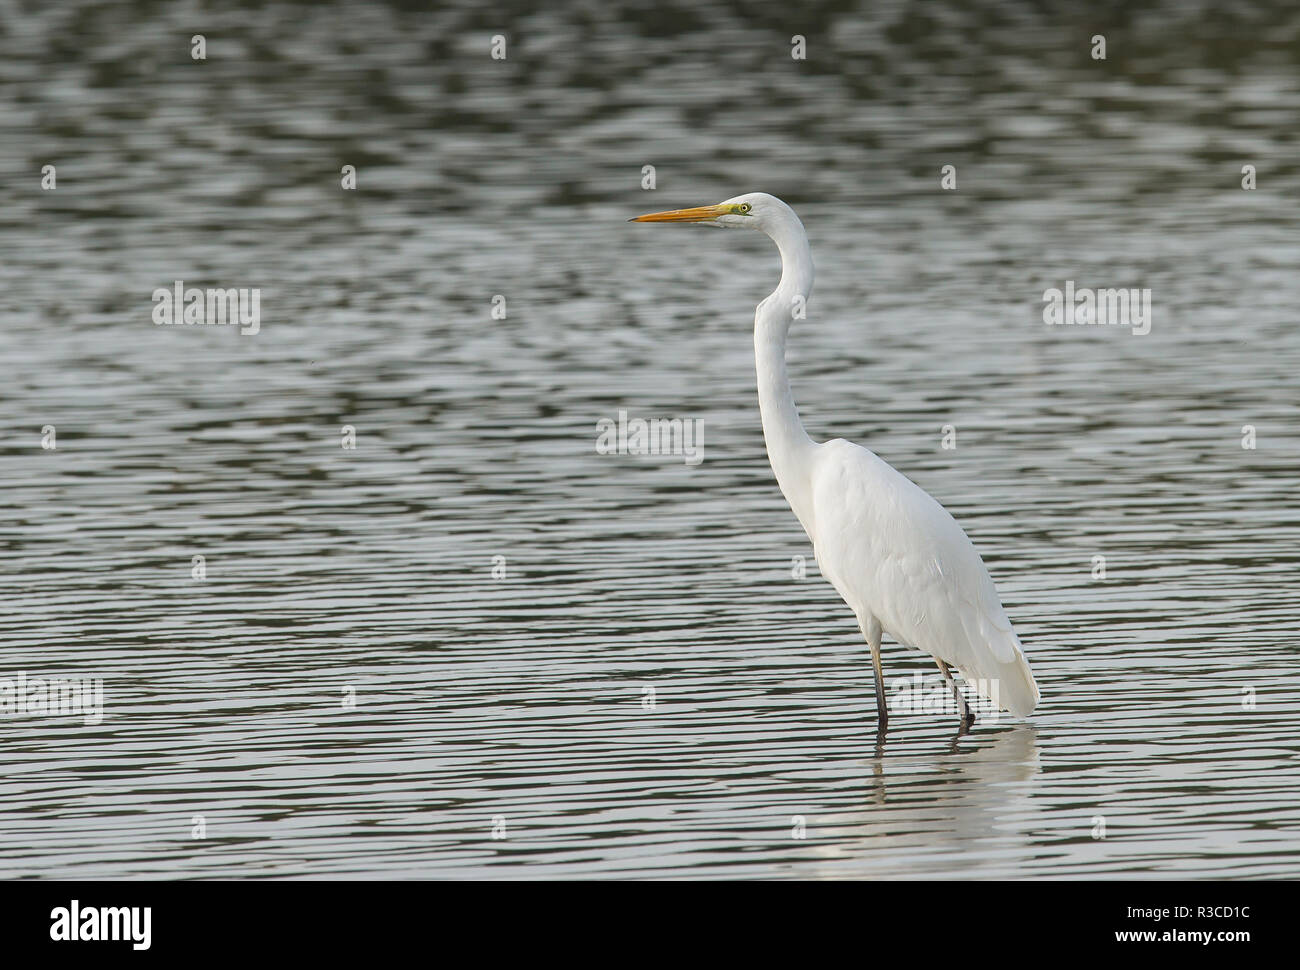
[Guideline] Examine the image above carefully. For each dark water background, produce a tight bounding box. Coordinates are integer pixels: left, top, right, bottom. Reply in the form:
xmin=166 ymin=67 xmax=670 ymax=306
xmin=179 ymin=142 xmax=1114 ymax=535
xmin=1 ymin=0 xmax=1298 ymax=877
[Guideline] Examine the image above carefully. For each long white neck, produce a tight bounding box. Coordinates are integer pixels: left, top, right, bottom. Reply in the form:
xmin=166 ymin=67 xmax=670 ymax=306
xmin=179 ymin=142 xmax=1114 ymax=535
xmin=753 ymin=207 xmax=818 ymax=536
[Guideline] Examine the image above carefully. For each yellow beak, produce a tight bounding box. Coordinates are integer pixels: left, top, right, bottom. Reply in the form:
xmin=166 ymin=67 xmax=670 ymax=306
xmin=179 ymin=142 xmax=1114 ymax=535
xmin=629 ymin=203 xmax=731 ymax=223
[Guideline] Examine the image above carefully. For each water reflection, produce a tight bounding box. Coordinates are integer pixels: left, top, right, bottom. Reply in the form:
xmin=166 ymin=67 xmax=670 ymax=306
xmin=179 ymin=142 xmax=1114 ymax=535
xmin=798 ymin=725 xmax=1041 ymax=878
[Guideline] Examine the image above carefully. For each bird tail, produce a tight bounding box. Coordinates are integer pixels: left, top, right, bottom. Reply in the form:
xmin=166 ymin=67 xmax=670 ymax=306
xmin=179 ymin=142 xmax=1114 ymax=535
xmin=992 ymin=649 xmax=1039 ymax=718
xmin=960 ymin=637 xmax=1039 ymax=718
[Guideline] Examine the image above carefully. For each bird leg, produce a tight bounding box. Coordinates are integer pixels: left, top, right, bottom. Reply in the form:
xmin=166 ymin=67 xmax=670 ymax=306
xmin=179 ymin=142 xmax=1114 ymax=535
xmin=936 ymin=659 xmax=975 ymax=730
xmin=863 ymin=616 xmax=888 ymax=727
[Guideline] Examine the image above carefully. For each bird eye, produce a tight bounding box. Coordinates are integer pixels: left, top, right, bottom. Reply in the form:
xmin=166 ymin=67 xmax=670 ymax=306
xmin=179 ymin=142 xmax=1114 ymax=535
xmin=738 ymin=203 xmax=752 ymax=214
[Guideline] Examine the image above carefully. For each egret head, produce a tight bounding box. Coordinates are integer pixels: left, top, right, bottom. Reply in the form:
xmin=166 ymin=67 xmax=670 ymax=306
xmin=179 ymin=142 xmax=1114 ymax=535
xmin=629 ymin=192 xmax=781 ymax=230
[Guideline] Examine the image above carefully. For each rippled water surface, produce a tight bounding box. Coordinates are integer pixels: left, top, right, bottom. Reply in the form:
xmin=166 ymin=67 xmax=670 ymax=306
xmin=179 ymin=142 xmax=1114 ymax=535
xmin=2 ymin=0 xmax=1299 ymax=878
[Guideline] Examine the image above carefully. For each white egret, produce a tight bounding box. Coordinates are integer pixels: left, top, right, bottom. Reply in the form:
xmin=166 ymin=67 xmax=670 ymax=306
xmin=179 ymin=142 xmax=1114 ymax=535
xmin=631 ymin=193 xmax=1038 ymax=730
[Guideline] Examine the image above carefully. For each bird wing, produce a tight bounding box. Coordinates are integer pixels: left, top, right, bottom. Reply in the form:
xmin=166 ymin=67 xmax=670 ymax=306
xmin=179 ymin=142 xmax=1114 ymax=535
xmin=808 ymin=438 xmax=1039 ymax=716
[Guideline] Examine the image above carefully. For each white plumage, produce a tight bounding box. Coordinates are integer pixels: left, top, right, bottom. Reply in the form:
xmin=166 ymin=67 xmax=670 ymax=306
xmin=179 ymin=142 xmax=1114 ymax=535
xmin=811 ymin=439 xmax=1039 ymax=717
xmin=632 ymin=192 xmax=1039 ymax=728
